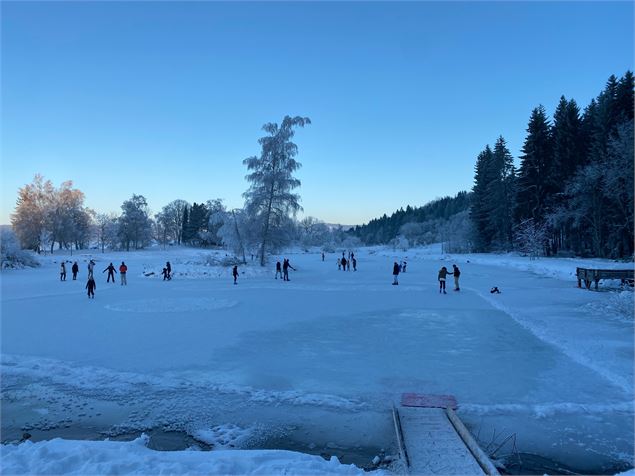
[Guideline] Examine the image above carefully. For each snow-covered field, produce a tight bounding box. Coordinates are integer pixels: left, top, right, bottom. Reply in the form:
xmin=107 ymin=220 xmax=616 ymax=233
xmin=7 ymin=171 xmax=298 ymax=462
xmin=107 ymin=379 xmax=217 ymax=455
xmin=1 ymin=245 xmax=633 ymax=474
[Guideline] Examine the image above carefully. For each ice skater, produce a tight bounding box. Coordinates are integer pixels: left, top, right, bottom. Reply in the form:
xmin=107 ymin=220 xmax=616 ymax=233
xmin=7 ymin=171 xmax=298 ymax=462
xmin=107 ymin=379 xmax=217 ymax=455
xmin=88 ymin=259 xmax=95 ymax=279
xmin=321 ymin=252 xmax=325 ymax=262
xmin=352 ymin=257 xmax=357 ymax=271
xmin=86 ymin=277 xmax=96 ymax=299
xmin=438 ymin=266 xmax=450 ymax=294
xmin=72 ymin=261 xmax=79 ymax=280
xmin=402 ymin=261 xmax=407 ymax=273
xmin=392 ymin=262 xmax=400 ymax=285
xmin=232 ymin=265 xmax=239 ymax=285
xmin=452 ymin=264 xmax=461 ymax=291
xmin=337 ymin=258 xmax=341 ymax=270
xmin=60 ymin=262 xmax=66 ymax=281
xmin=103 ymin=263 xmax=117 ymax=283
xmin=341 ymin=256 xmax=347 ymax=271
xmin=275 ymin=261 xmax=282 ymax=279
xmin=161 ymin=267 xmax=169 ymax=281
xmin=119 ymin=261 xmax=128 ymax=285
xmin=166 ymin=261 xmax=172 ymax=280
xmin=283 ymin=258 xmax=295 ymax=281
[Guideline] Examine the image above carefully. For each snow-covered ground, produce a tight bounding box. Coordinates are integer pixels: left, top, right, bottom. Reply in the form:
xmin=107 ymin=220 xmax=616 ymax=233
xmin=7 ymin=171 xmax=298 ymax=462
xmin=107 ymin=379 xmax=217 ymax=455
xmin=1 ymin=245 xmax=633 ymax=474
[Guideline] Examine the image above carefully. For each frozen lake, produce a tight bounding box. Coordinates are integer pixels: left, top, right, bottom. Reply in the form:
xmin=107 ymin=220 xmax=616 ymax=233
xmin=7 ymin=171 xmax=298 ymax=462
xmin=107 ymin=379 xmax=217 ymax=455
xmin=1 ymin=247 xmax=633 ymax=473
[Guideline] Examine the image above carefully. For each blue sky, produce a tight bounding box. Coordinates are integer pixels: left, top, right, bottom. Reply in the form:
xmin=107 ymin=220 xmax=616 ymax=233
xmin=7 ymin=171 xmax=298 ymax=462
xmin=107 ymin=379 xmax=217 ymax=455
xmin=2 ymin=1 xmax=633 ymax=225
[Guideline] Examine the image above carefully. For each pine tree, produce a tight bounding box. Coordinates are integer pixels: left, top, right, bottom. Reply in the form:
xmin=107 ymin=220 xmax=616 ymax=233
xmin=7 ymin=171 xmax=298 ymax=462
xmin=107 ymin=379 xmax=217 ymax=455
xmin=515 ymin=105 xmax=554 ymax=228
xmin=470 ymin=145 xmax=495 ymax=251
xmin=487 ymin=137 xmax=516 ymax=249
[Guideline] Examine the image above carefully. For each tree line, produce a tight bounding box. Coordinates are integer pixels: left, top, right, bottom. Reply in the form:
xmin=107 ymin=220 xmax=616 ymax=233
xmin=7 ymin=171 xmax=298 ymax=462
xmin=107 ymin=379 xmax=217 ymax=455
xmin=10 ymin=115 xmax=362 ymax=263
xmin=349 ymin=192 xmax=472 ymax=248
xmin=471 ymin=71 xmax=633 ymax=258
xmin=351 ymin=71 xmax=633 ymax=259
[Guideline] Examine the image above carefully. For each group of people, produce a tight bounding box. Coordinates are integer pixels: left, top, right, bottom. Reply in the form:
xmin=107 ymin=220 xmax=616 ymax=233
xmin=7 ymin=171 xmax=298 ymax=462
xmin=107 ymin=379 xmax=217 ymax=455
xmin=274 ymin=258 xmax=296 ymax=281
xmin=337 ymin=251 xmax=357 ymax=272
xmin=59 ymin=258 xmax=161 ymax=299
xmin=391 ymin=261 xmax=461 ymax=293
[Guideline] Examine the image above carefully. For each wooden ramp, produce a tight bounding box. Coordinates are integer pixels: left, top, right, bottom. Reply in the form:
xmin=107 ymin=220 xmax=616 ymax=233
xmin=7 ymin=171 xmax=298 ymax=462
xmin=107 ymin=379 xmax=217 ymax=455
xmin=393 ymin=394 xmax=499 ymax=475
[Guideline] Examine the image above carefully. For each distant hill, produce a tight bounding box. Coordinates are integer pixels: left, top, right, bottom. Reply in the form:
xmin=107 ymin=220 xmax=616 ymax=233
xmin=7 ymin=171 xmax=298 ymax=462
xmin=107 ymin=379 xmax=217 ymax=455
xmin=349 ymin=191 xmax=472 ymax=245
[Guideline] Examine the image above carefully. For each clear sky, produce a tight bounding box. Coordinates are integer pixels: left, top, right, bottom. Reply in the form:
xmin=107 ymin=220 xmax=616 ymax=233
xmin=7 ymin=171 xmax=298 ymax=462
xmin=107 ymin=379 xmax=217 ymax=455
xmin=1 ymin=1 xmax=633 ymax=226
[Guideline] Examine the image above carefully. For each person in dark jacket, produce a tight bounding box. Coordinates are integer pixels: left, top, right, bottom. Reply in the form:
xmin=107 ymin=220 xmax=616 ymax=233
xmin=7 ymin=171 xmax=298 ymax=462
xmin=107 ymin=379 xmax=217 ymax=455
xmin=166 ymin=262 xmax=172 ymax=280
xmin=392 ymin=262 xmax=400 ymax=285
xmin=60 ymin=262 xmax=67 ymax=281
xmin=72 ymin=262 xmax=79 ymax=280
xmin=352 ymin=257 xmax=357 ymax=271
xmin=438 ymin=266 xmax=450 ymax=294
xmin=103 ymin=263 xmax=116 ymax=283
xmin=275 ymin=261 xmax=282 ymax=279
xmin=321 ymin=252 xmax=325 ymax=262
xmin=86 ymin=277 xmax=96 ymax=298
xmin=341 ymin=257 xmax=347 ymax=271
xmin=232 ymin=265 xmax=239 ymax=285
xmin=452 ymin=264 xmax=461 ymax=291
xmin=161 ymin=267 xmax=169 ymax=281
xmin=283 ymin=259 xmax=295 ymax=281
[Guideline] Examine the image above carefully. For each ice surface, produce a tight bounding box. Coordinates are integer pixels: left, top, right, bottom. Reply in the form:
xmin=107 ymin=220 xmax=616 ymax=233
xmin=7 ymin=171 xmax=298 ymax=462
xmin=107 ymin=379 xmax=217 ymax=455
xmin=1 ymin=246 xmax=633 ymax=473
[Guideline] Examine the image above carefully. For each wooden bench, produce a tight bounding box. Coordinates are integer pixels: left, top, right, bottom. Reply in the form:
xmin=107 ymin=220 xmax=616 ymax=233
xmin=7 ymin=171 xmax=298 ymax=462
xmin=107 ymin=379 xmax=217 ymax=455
xmin=576 ymin=267 xmax=634 ymax=290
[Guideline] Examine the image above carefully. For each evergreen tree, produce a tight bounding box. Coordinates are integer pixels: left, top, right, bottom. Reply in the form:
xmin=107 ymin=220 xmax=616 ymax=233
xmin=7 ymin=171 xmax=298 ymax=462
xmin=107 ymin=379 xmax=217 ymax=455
xmin=515 ymin=105 xmax=554 ymax=227
xmin=487 ymin=137 xmax=516 ymax=249
xmin=470 ymin=145 xmax=495 ymax=251
xmin=181 ymin=205 xmax=190 ymax=243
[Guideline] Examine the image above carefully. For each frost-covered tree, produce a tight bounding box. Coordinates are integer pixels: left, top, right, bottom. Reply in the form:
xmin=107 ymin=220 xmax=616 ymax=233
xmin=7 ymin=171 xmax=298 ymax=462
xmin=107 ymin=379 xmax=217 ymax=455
xmin=118 ymin=195 xmax=153 ymax=251
xmin=1 ymin=227 xmax=39 ymax=269
xmin=514 ymin=218 xmax=548 ymax=259
xmin=160 ymin=199 xmax=189 ymax=245
xmin=12 ymin=175 xmax=54 ymax=252
xmin=243 ymin=115 xmax=311 ymax=265
xmin=212 ymin=209 xmax=256 ymax=263
xmin=95 ymin=213 xmax=119 ymax=253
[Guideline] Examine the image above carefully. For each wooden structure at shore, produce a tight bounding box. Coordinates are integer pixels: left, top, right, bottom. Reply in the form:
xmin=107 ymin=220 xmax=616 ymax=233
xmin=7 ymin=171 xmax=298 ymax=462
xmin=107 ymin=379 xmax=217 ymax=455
xmin=392 ymin=393 xmax=499 ymax=475
xmin=576 ymin=267 xmax=634 ymax=290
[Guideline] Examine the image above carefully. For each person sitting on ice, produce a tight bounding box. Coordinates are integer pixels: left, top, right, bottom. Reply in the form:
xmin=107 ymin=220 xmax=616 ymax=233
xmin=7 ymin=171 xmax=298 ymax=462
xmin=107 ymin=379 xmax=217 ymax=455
xmin=490 ymin=286 xmax=501 ymax=294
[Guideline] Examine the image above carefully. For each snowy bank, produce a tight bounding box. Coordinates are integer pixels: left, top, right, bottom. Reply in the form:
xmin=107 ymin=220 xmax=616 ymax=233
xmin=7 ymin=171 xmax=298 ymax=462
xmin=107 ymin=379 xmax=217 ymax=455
xmin=1 ymin=435 xmax=378 ymax=475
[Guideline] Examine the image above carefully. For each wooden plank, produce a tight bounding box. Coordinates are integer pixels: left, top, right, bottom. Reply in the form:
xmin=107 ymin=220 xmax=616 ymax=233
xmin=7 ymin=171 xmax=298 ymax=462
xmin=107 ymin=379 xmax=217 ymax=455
xmin=446 ymin=408 xmax=500 ymax=476
xmin=397 ymin=406 xmax=485 ymax=475
xmin=401 ymin=393 xmax=458 ymax=409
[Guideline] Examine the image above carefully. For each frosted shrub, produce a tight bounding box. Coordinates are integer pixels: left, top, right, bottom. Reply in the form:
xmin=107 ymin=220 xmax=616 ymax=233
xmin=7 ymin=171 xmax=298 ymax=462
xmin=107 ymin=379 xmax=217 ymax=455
xmin=1 ymin=228 xmax=39 ymax=269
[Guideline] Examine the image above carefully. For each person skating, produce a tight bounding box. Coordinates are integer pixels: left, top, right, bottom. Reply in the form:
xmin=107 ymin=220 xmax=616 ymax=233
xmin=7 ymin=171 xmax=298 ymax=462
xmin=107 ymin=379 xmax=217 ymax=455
xmin=438 ymin=266 xmax=450 ymax=294
xmin=103 ymin=263 xmax=117 ymax=283
xmin=321 ymin=252 xmax=325 ymax=262
xmin=352 ymin=257 xmax=357 ymax=271
xmin=392 ymin=262 xmax=400 ymax=285
xmin=402 ymin=261 xmax=407 ymax=273
xmin=283 ymin=259 xmax=296 ymax=281
xmin=341 ymin=257 xmax=347 ymax=271
xmin=232 ymin=265 xmax=239 ymax=285
xmin=346 ymin=258 xmax=351 ymax=271
xmin=86 ymin=277 xmax=96 ymax=299
xmin=72 ymin=262 xmax=79 ymax=280
xmin=161 ymin=267 xmax=169 ymax=280
xmin=452 ymin=264 xmax=461 ymax=291
xmin=60 ymin=262 xmax=67 ymax=281
xmin=119 ymin=262 xmax=128 ymax=285
xmin=275 ymin=261 xmax=282 ymax=279
xmin=337 ymin=258 xmax=341 ymax=270
xmin=88 ymin=259 xmax=95 ymax=279
xmin=166 ymin=262 xmax=172 ymax=280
